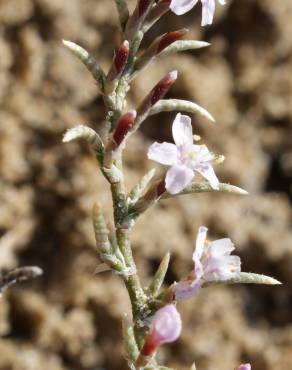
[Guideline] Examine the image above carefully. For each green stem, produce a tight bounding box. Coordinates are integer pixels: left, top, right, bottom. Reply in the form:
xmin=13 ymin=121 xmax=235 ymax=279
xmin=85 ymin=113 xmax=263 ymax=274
xmin=109 ymin=157 xmax=147 ymax=319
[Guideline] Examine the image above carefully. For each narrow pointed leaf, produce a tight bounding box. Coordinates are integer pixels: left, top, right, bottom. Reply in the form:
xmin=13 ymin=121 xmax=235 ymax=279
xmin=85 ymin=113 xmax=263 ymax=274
xmin=94 ymin=263 xmax=111 ymax=274
xmin=122 ymin=315 xmax=139 ymax=363
xmin=63 ymin=125 xmax=103 ymax=151
xmin=62 ymin=40 xmax=105 ymax=90
xmin=204 ymin=272 xmax=282 ymax=287
xmin=114 ymin=0 xmax=129 ymax=29
xmin=128 ymin=168 xmax=156 ymax=205
xmin=92 ymin=203 xmax=111 ymax=254
xmin=149 ymin=99 xmax=215 ymax=122
xmin=148 ymin=252 xmax=170 ymax=297
xmin=142 ymin=0 xmax=171 ymax=33
xmin=159 ymin=40 xmax=210 ymax=57
xmin=161 ymin=182 xmax=248 ymax=199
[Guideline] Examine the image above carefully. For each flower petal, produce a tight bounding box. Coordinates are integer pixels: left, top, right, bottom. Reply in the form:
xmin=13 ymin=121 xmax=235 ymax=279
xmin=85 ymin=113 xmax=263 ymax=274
xmin=193 ymin=226 xmax=208 ymax=263
xmin=170 ymin=0 xmax=199 ymax=15
xmin=151 ymin=304 xmax=182 ymax=345
xmin=201 ymin=0 xmax=216 ymax=26
xmin=165 ymin=164 xmax=194 ymax=194
xmin=172 ymin=113 xmax=193 ymax=149
xmin=191 ymin=144 xmax=215 ymax=162
xmin=174 ymin=279 xmax=201 ymax=300
xmin=196 ymin=163 xmax=219 ymax=189
xmin=148 ymin=142 xmax=178 ymax=165
xmin=208 ymin=238 xmax=235 ymax=257
xmin=203 ymin=255 xmax=241 ymax=281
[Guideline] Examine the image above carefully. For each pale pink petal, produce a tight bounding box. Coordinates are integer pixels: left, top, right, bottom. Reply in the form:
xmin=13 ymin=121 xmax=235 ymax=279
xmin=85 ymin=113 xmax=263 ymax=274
xmin=170 ymin=0 xmax=199 ymax=15
xmin=174 ymin=280 xmax=201 ymax=300
xmin=165 ymin=164 xmax=194 ymax=194
xmin=192 ymin=226 xmax=208 ymax=263
xmin=148 ymin=142 xmax=178 ymax=165
xmin=203 ymin=255 xmax=241 ymax=281
xmin=192 ymin=144 xmax=215 ymax=162
xmin=172 ymin=113 xmax=193 ymax=150
xmin=208 ymin=238 xmax=235 ymax=257
xmin=197 ymin=164 xmax=219 ymax=189
xmin=201 ymin=0 xmax=216 ymax=26
xmin=151 ymin=304 xmax=182 ymax=344
xmin=238 ymin=364 xmax=251 ymax=370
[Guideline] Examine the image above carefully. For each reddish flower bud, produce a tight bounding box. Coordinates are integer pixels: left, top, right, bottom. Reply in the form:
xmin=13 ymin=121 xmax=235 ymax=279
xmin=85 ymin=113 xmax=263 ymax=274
xmin=125 ymin=0 xmax=155 ymax=40
xmin=113 ymin=110 xmax=137 ymax=147
xmin=140 ymin=305 xmax=181 ymax=359
xmin=156 ymin=178 xmax=166 ymax=197
xmin=142 ymin=0 xmax=171 ymax=34
xmin=150 ymin=70 xmax=178 ymax=106
xmin=107 ymin=40 xmax=130 ymax=83
xmin=138 ymin=70 xmax=177 ymax=115
xmin=115 ymin=40 xmax=130 ymax=77
xmin=138 ymin=0 xmax=154 ymax=17
xmin=135 ymin=30 xmax=187 ymax=72
xmin=157 ymin=29 xmax=188 ymax=54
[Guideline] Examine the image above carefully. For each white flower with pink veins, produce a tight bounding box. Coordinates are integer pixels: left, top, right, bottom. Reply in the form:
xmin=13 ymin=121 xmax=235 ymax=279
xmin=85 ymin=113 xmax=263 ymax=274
xmin=170 ymin=0 xmax=226 ymax=26
xmin=174 ymin=226 xmax=241 ymax=300
xmin=148 ymin=113 xmax=219 ymax=195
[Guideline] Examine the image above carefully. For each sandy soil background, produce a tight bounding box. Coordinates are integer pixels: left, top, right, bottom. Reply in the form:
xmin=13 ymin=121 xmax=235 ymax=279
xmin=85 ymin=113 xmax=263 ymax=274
xmin=0 ymin=0 xmax=291 ymax=369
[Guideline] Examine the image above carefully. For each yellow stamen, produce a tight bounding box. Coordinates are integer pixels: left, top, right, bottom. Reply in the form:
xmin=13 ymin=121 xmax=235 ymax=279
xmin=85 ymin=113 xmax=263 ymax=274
xmin=193 ymin=134 xmax=201 ymax=142
xmin=214 ymin=154 xmax=225 ymax=164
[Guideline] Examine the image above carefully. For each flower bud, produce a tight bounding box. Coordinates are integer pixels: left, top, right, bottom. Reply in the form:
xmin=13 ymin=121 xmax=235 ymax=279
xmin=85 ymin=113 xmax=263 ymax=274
xmin=238 ymin=364 xmax=251 ymax=370
xmin=138 ymin=70 xmax=177 ymax=116
xmin=157 ymin=29 xmax=188 ymax=54
xmin=130 ymin=177 xmax=166 ymax=218
xmin=113 ymin=110 xmax=137 ymax=147
xmin=106 ymin=40 xmax=130 ymax=93
xmin=135 ymin=30 xmax=187 ymax=72
xmin=138 ymin=0 xmax=154 ymax=17
xmin=125 ymin=0 xmax=155 ymax=39
xmin=143 ymin=0 xmax=171 ymax=33
xmin=156 ymin=178 xmax=166 ymax=198
xmin=137 ymin=305 xmax=181 ymax=366
xmin=108 ymin=40 xmax=130 ymax=81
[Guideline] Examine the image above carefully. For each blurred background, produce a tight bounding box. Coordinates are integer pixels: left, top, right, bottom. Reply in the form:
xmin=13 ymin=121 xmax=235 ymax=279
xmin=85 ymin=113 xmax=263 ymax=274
xmin=0 ymin=0 xmax=291 ymax=369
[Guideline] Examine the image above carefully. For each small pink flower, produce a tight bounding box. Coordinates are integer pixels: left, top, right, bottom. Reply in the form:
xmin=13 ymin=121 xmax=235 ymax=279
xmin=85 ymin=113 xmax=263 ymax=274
xmin=141 ymin=304 xmax=182 ymax=356
xmin=170 ymin=0 xmax=226 ymax=26
xmin=148 ymin=113 xmax=219 ymax=194
xmin=237 ymin=364 xmax=251 ymax=370
xmin=174 ymin=226 xmax=241 ymax=300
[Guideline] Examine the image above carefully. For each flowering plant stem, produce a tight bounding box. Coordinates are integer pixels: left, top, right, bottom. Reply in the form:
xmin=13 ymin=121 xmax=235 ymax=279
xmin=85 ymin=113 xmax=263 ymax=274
xmin=62 ymin=1 xmax=280 ymax=369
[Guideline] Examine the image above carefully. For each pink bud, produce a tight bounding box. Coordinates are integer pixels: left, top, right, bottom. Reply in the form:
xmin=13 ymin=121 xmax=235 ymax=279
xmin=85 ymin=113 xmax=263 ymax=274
xmin=138 ymin=0 xmax=154 ymax=17
xmin=141 ymin=304 xmax=181 ymax=357
xmin=151 ymin=70 xmax=177 ymax=106
xmin=113 ymin=110 xmax=137 ymax=146
xmin=157 ymin=29 xmax=188 ymax=54
xmin=238 ymin=364 xmax=251 ymax=370
xmin=138 ymin=71 xmax=177 ymax=116
xmin=114 ymin=41 xmax=129 ymax=76
xmin=107 ymin=40 xmax=130 ymax=83
xmin=156 ymin=178 xmax=166 ymax=197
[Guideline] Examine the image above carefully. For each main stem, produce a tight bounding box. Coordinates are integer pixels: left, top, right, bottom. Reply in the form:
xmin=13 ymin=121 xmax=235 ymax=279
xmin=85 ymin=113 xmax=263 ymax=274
xmin=110 ymin=155 xmax=147 ymax=321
